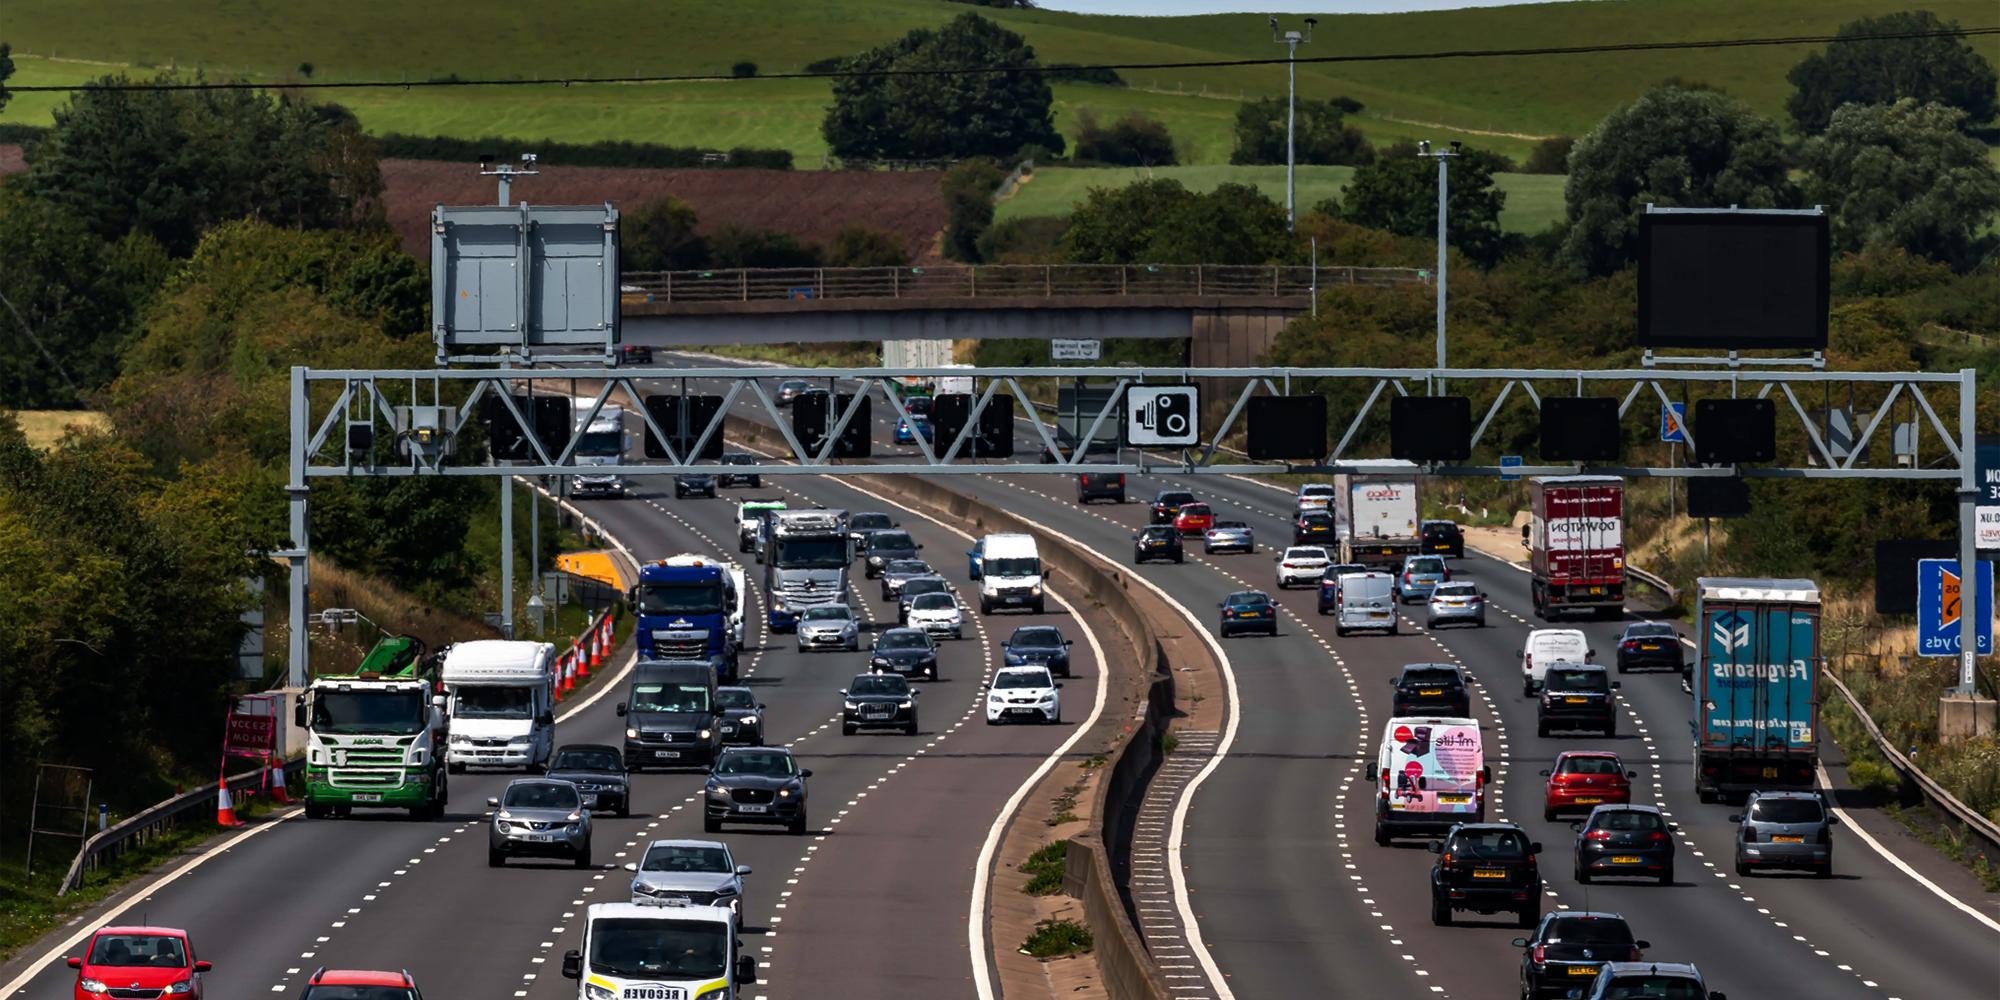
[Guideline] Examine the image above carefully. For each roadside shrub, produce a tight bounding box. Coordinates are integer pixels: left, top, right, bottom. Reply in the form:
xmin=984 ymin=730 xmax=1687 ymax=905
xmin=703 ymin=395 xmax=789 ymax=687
xmin=1019 ymin=840 xmax=1069 ymax=895
xmin=1072 ymin=110 xmax=1177 ymax=167
xmin=731 ymin=61 xmax=758 ymax=78
xmin=1022 ymin=918 xmax=1093 ymax=959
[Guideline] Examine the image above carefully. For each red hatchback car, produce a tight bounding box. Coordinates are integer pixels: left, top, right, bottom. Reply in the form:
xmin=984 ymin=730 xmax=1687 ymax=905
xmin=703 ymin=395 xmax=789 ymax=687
xmin=300 ymin=967 xmax=423 ymax=999
xmin=1173 ymin=502 xmax=1215 ymax=536
xmin=68 ymin=926 xmax=209 ymax=999
xmin=1541 ymin=751 xmax=1637 ymax=821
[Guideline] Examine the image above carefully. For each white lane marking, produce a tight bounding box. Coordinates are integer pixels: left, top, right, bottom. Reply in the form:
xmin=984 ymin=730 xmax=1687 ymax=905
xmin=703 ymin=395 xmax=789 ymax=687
xmin=1815 ymin=761 xmax=2000 ymax=935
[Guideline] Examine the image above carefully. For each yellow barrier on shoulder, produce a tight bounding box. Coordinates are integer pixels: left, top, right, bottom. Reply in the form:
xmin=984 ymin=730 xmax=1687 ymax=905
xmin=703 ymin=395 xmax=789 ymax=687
xmin=557 ymin=550 xmax=630 ymax=590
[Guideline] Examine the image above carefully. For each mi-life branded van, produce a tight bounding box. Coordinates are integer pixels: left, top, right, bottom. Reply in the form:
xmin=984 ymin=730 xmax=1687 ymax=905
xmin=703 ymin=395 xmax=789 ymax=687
xmin=1517 ymin=627 xmax=1593 ymax=696
xmin=440 ymin=640 xmax=557 ymax=773
xmin=970 ymin=533 xmax=1045 ymax=615
xmin=1333 ymin=571 xmax=1399 ymax=636
xmin=1374 ymin=716 xmax=1488 ymax=845
xmin=561 ymin=901 xmax=755 ymax=1000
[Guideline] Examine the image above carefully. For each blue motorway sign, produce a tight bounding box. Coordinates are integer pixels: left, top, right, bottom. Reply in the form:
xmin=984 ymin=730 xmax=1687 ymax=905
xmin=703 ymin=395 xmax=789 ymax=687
xmin=1661 ymin=402 xmax=1687 ymax=444
xmin=1916 ymin=558 xmax=1994 ymax=657
xmin=1499 ymin=455 xmax=1522 ymax=481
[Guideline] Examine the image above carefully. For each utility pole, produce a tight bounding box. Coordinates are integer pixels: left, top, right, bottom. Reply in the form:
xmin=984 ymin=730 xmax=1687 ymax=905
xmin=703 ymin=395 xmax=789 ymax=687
xmin=1268 ymin=16 xmax=1317 ymax=232
xmin=479 ymin=153 xmax=538 ymax=638
xmin=1417 ymin=140 xmax=1459 ymax=386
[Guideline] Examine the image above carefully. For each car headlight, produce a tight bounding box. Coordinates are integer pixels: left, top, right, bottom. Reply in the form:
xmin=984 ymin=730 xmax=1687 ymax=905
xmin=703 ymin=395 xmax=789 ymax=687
xmin=695 ymin=986 xmax=731 ymax=1000
xmin=988 ymin=693 xmax=1003 ymax=703
xmin=869 ymin=555 xmax=884 ymax=565
xmin=626 ymin=727 xmax=640 ymax=739
xmin=898 ymin=700 xmax=914 ymax=709
xmin=1030 ymin=584 xmax=1042 ymax=595
xmin=164 ymin=980 xmax=194 ymax=995
xmin=508 ymin=735 xmax=531 ymax=746
xmin=78 ymin=980 xmax=108 ymax=995
xmin=451 ymin=733 xmax=473 ymax=744
xmin=871 ymin=658 xmax=891 ymax=668
xmin=778 ymin=787 xmax=792 ymax=798
xmin=699 ymin=729 xmax=713 ymax=740
xmin=843 ymin=701 xmax=860 ymax=710
xmin=1040 ymin=693 xmax=1058 ymax=702
xmin=739 ymin=715 xmax=759 ymax=725
xmin=1005 ymin=653 xmax=1026 ymax=665
xmin=708 ymin=785 xmax=729 ymax=798
xmin=586 ymin=985 xmax=618 ymax=1000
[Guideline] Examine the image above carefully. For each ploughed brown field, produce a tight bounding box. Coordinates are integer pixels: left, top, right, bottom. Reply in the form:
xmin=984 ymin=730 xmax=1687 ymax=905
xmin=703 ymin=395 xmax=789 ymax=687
xmin=0 ymin=147 xmax=949 ymax=265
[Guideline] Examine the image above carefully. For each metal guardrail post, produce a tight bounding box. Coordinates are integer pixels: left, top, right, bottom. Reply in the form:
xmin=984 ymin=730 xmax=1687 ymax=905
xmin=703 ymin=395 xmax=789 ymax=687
xmin=738 ymin=270 xmax=747 ymax=302
xmin=1043 ymin=265 xmax=1051 ymax=297
xmin=815 ymin=269 xmax=824 ymax=300
xmin=893 ymin=268 xmax=900 ymax=298
xmin=970 ymin=266 xmax=977 ymax=298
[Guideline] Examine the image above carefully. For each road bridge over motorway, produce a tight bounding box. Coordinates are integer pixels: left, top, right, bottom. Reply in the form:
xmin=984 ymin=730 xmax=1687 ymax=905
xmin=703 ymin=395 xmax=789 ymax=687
xmin=619 ymin=263 xmax=1427 ymax=365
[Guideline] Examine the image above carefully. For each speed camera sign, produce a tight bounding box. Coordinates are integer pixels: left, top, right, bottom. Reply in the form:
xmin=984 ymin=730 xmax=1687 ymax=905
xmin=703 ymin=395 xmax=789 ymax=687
xmin=1124 ymin=385 xmax=1200 ymax=447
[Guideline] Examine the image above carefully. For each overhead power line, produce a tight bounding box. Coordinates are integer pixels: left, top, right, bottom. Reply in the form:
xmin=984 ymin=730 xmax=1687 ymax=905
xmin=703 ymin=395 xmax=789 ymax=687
xmin=5 ymin=26 xmax=1996 ymax=94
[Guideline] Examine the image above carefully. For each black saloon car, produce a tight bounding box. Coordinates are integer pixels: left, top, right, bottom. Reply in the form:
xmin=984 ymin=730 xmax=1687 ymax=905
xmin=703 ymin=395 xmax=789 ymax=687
xmin=1615 ymin=621 xmax=1684 ymax=673
xmin=862 ymin=529 xmax=923 ymax=578
xmin=1392 ymin=664 xmax=1472 ymax=717
xmin=716 ymin=453 xmax=763 ymax=489
xmin=841 ymin=673 xmax=920 ymax=735
xmin=1512 ymin=911 xmax=1649 ymax=999
xmin=673 ymin=472 xmax=716 ymax=499
xmin=715 ymin=686 xmax=765 ymax=746
xmin=544 ymin=743 xmax=630 ymax=817
xmin=1134 ymin=525 xmax=1185 ymax=564
xmin=869 ymin=627 xmax=940 ymax=680
xmin=1573 ymin=805 xmax=1676 ymax=885
xmin=1294 ymin=511 xmax=1338 ymax=545
xmin=1001 ymin=625 xmax=1073 ymax=678
xmin=1422 ymin=519 xmax=1465 ymax=558
xmin=1149 ymin=490 xmax=1195 ymax=525
xmin=1430 ymin=822 xmax=1542 ymax=928
xmin=704 ymin=747 xmax=810 ymax=835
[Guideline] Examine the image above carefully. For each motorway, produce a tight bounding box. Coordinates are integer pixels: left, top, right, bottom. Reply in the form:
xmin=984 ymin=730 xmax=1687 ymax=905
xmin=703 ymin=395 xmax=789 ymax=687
xmin=4 ymin=446 xmax=1111 ymax=998
xmin=681 ymin=357 xmax=1998 ymax=999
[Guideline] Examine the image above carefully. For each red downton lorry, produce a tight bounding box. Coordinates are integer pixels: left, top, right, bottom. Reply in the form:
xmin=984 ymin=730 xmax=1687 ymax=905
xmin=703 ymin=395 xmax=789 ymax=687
xmin=1527 ymin=476 xmax=1626 ymax=620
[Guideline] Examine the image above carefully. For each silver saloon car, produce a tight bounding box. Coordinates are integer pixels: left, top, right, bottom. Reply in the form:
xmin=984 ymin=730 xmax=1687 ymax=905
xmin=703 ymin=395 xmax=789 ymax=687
xmin=626 ymin=838 xmax=754 ymax=929
xmin=1425 ymin=582 xmax=1487 ymax=628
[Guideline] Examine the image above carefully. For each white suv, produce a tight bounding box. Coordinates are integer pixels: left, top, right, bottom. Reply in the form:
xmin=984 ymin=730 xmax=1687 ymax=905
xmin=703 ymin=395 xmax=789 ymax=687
xmin=1275 ymin=546 xmax=1332 ymax=588
xmin=985 ymin=666 xmax=1062 ymax=725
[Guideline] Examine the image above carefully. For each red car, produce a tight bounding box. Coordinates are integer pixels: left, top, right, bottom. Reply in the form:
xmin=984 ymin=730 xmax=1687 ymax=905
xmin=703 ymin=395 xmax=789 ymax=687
xmin=1173 ymin=502 xmax=1215 ymax=536
xmin=1541 ymin=751 xmax=1637 ymax=821
xmin=301 ymin=968 xmax=423 ymax=999
xmin=68 ymin=926 xmax=209 ymax=999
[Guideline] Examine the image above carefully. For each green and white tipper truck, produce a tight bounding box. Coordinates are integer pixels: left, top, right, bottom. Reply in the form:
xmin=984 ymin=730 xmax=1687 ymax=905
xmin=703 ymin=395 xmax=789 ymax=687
xmin=295 ymin=636 xmax=450 ymax=820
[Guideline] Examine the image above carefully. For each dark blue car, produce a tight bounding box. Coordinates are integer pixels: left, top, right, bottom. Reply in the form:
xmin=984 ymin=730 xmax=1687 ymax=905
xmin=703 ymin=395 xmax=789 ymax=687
xmin=1001 ymin=625 xmax=1072 ymax=678
xmin=894 ymin=415 xmax=933 ymax=445
xmin=1219 ymin=590 xmax=1278 ymax=637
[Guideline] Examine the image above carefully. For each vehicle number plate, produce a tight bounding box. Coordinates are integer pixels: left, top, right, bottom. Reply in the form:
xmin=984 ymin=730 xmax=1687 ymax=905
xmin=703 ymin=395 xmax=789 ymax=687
xmin=527 ymin=833 xmax=555 ymax=842
xmin=1005 ymin=596 xmax=1025 ymax=604
xmin=1640 ymin=643 xmax=1660 ymax=650
xmin=1761 ymin=767 xmax=1780 ymax=778
xmin=1436 ymin=793 xmax=1470 ymax=804
xmin=1472 ymin=868 xmax=1506 ymax=879
xmin=655 ymin=751 xmax=681 ymax=759
xmin=1588 ymin=586 xmax=1605 ymax=595
xmin=1773 ymin=835 xmax=1805 ymax=844
xmin=1565 ymin=697 xmax=1589 ymax=703
xmin=352 ymin=793 xmax=382 ymax=803
xmin=1419 ymin=689 xmax=1443 ymax=696
xmin=1568 ymin=966 xmax=1599 ymax=976
xmin=1574 ymin=797 xmax=1602 ymax=804
xmin=738 ymin=804 xmax=769 ymax=814
xmin=1611 ymin=855 xmax=1641 ymax=864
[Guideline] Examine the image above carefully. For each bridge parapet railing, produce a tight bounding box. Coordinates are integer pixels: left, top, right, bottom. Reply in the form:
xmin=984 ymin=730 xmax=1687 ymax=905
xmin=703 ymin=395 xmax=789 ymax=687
xmin=618 ymin=264 xmax=1427 ymax=304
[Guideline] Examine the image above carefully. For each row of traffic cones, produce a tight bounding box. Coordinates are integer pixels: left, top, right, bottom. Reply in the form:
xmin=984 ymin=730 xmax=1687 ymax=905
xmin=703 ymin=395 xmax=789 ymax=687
xmin=553 ymin=609 xmax=616 ymax=703
xmin=215 ymin=757 xmax=295 ymax=827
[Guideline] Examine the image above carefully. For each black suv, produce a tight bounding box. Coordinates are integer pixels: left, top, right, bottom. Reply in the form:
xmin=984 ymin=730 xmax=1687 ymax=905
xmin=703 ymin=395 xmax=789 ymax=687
xmin=544 ymin=743 xmax=631 ymax=818
xmin=673 ymin=472 xmax=717 ymax=499
xmin=1077 ymin=470 xmax=1125 ymax=504
xmin=1392 ymin=664 xmax=1471 ymax=717
xmin=1422 ymin=519 xmax=1465 ymax=558
xmin=1429 ymin=822 xmax=1541 ymax=928
xmin=1134 ymin=525 xmax=1185 ymax=564
xmin=704 ymin=746 xmax=811 ymax=835
xmin=1573 ymin=805 xmax=1676 ymax=885
xmin=1149 ymin=490 xmax=1195 ymax=525
xmin=1536 ymin=663 xmax=1620 ymax=737
xmin=841 ymin=672 xmax=920 ymax=735
xmin=1294 ymin=511 xmax=1338 ymax=545
xmin=715 ymin=686 xmax=765 ymax=746
xmin=716 ymin=452 xmax=763 ymax=488
xmin=1615 ymin=621 xmax=1683 ymax=673
xmin=1512 ymin=911 xmax=1648 ymax=999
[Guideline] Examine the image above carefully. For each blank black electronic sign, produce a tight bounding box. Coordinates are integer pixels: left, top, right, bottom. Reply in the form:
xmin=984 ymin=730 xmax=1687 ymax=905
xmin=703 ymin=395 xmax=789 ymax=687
xmin=1639 ymin=211 xmax=1829 ymax=350
xmin=791 ymin=393 xmax=871 ymax=458
xmin=1246 ymin=396 xmax=1327 ymax=461
xmin=931 ymin=394 xmax=1014 ymax=457
xmin=1692 ymin=398 xmax=1777 ymax=464
xmin=483 ymin=394 xmax=572 ymax=461
xmin=1687 ymin=477 xmax=1751 ymax=519
xmin=1389 ymin=396 xmax=1471 ymax=463
xmin=642 ymin=394 xmax=724 ymax=460
xmin=1539 ymin=397 xmax=1622 ymax=462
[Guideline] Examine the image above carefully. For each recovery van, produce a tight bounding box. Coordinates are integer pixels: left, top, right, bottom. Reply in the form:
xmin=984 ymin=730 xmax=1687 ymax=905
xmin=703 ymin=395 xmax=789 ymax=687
xmin=561 ymin=901 xmax=755 ymax=1000
xmin=440 ymin=639 xmax=557 ymax=773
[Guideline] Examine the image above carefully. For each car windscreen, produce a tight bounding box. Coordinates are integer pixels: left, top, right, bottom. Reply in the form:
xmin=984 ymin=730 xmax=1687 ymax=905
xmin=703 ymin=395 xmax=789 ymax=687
xmin=628 ymin=682 xmax=710 ymax=714
xmin=1286 ymin=548 xmax=1328 ymax=560
xmin=993 ymin=670 xmax=1050 ymax=689
xmin=303 ymin=988 xmax=416 ymax=1000
xmin=636 ymin=581 xmax=724 ymax=615
xmin=575 ymin=429 xmax=623 ymax=456
xmin=88 ymin=934 xmax=186 ymax=967
xmin=1157 ymin=493 xmax=1194 ymax=505
xmin=455 ymin=684 xmax=533 ymax=719
xmin=715 ymin=752 xmax=796 ymax=777
xmin=1300 ymin=485 xmax=1335 ymax=497
xmin=1547 ymin=669 xmax=1609 ymax=691
xmin=1224 ymin=593 xmax=1267 ymax=607
xmin=1559 ymin=756 xmax=1623 ymax=776
xmin=551 ymin=749 xmax=621 ymax=772
xmin=851 ymin=513 xmax=894 ymax=531
xmin=504 ymin=783 xmax=580 ymax=810
xmin=911 ymin=593 xmax=955 ymax=610
xmin=1591 ymin=810 xmax=1665 ymax=832
xmin=1178 ymin=504 xmax=1210 ymax=516
xmin=1545 ymin=917 xmax=1635 ymax=945
xmin=877 ymin=632 xmax=929 ymax=650
xmin=1409 ymin=557 xmax=1446 ymax=574
xmin=869 ymin=531 xmax=917 ymax=551
xmin=774 ymin=537 xmax=849 ymax=568
xmin=1011 ymin=627 xmax=1062 ymax=648
xmin=716 ymin=689 xmax=756 ymax=710
xmin=1433 ymin=583 xmax=1478 ymax=598
xmin=1749 ymin=798 xmax=1826 ymax=824
xmin=884 ymin=560 xmax=929 ymax=575
xmin=904 ymin=397 xmax=933 ymax=415
xmin=1141 ymin=526 xmax=1178 ymax=539
xmin=1450 ymin=829 xmax=1528 ymax=859
xmin=723 ymin=453 xmax=756 ymax=465
xmin=1600 ymin=976 xmax=1706 ymax=1000
xmin=987 ymin=556 xmax=1039 ymax=577
xmin=1299 ymin=513 xmax=1334 ymax=526
xmin=801 ymin=607 xmax=852 ymax=622
xmin=1213 ymin=521 xmax=1247 ymax=530
xmin=901 ymin=578 xmax=948 ymax=597
xmin=587 ymin=917 xmax=728 ymax=979
xmin=849 ymin=675 xmax=909 ymax=696
xmin=1401 ymin=669 xmax=1461 ymax=688
xmin=641 ymin=844 xmax=731 ymax=873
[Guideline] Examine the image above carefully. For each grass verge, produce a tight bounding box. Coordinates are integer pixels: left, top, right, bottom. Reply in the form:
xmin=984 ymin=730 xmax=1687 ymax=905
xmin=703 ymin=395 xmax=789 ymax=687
xmin=1021 ymin=917 xmax=1093 ymax=960
xmin=1018 ymin=840 xmax=1070 ymax=896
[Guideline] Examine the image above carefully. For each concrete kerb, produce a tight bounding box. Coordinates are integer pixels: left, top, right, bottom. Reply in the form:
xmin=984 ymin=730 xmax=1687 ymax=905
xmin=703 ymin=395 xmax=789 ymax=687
xmin=723 ymin=416 xmax=1185 ymax=999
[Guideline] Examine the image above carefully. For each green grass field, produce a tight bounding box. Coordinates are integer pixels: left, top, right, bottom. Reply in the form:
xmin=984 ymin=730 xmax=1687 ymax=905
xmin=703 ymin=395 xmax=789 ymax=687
xmin=997 ymin=164 xmax=1567 ymax=235
xmin=1 ymin=0 xmax=1993 ymax=166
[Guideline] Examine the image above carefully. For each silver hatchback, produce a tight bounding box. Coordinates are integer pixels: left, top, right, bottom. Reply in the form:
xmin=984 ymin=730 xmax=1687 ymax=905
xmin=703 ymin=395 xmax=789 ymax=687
xmin=626 ymin=839 xmax=753 ymax=929
xmin=1730 ymin=790 xmax=1836 ymax=877
xmin=1425 ymin=582 xmax=1486 ymax=628
xmin=488 ymin=778 xmax=592 ymax=868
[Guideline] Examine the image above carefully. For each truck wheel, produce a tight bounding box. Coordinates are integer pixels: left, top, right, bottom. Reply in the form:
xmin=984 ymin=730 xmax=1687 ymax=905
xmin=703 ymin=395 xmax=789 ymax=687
xmin=1334 ymin=626 xmax=1347 ymax=637
xmin=1698 ymin=787 xmax=1718 ymax=804
xmin=789 ymin=811 xmax=809 ymax=836
xmin=305 ymin=800 xmax=328 ymax=820
xmin=980 ymin=598 xmax=993 ymax=615
xmin=1604 ymin=717 xmax=1617 ymax=738
xmin=617 ymin=798 xmax=631 ymax=819
xmin=1373 ymin=820 xmax=1390 ymax=847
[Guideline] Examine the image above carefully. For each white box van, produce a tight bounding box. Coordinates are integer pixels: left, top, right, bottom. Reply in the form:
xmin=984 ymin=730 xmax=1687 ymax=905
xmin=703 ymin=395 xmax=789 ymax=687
xmin=1517 ymin=627 xmax=1593 ymax=696
xmin=1333 ymin=571 xmax=1398 ymax=636
xmin=970 ymin=533 xmax=1044 ymax=615
xmin=561 ymin=901 xmax=755 ymax=999
xmin=1374 ymin=716 xmax=1487 ymax=845
xmin=441 ymin=640 xmax=557 ymax=772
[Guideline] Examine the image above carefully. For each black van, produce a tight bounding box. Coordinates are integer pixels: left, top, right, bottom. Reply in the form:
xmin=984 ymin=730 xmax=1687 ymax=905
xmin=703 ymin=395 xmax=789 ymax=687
xmin=617 ymin=661 xmax=723 ymax=769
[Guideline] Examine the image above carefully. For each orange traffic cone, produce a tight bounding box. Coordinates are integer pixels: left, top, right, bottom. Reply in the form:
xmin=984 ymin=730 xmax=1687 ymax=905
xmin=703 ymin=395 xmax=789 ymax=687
xmin=267 ymin=762 xmax=292 ymax=804
xmin=216 ymin=782 xmax=244 ymax=827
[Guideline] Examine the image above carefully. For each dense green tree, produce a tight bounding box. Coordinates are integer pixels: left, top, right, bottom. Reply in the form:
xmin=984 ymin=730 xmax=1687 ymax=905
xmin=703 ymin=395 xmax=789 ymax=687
xmin=942 ymin=158 xmax=1008 ymax=261
xmin=1521 ymin=136 xmax=1575 ymax=174
xmin=1785 ymin=10 xmax=1998 ymax=135
xmin=23 ymin=74 xmax=383 ymax=255
xmin=976 ymin=214 xmax=1069 ymax=263
xmin=824 ymin=226 xmax=910 ymax=267
xmin=823 ymin=13 xmax=1063 ymax=161
xmin=1060 ymin=179 xmax=1292 ymax=265
xmin=0 ymin=43 xmax=13 ymax=115
xmin=1059 ymin=178 xmax=1199 ymax=264
xmin=622 ymin=197 xmax=710 ymax=272
xmin=1073 ymin=110 xmax=1177 ymax=166
xmin=707 ymin=226 xmax=821 ymax=268
xmin=1561 ymin=85 xmax=1794 ymax=276
xmin=1230 ymin=96 xmax=1373 ymax=166
xmin=1801 ymin=99 xmax=2000 ymax=269
xmin=0 ymin=189 xmax=169 ymax=408
xmin=1342 ymin=147 xmax=1510 ymax=267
